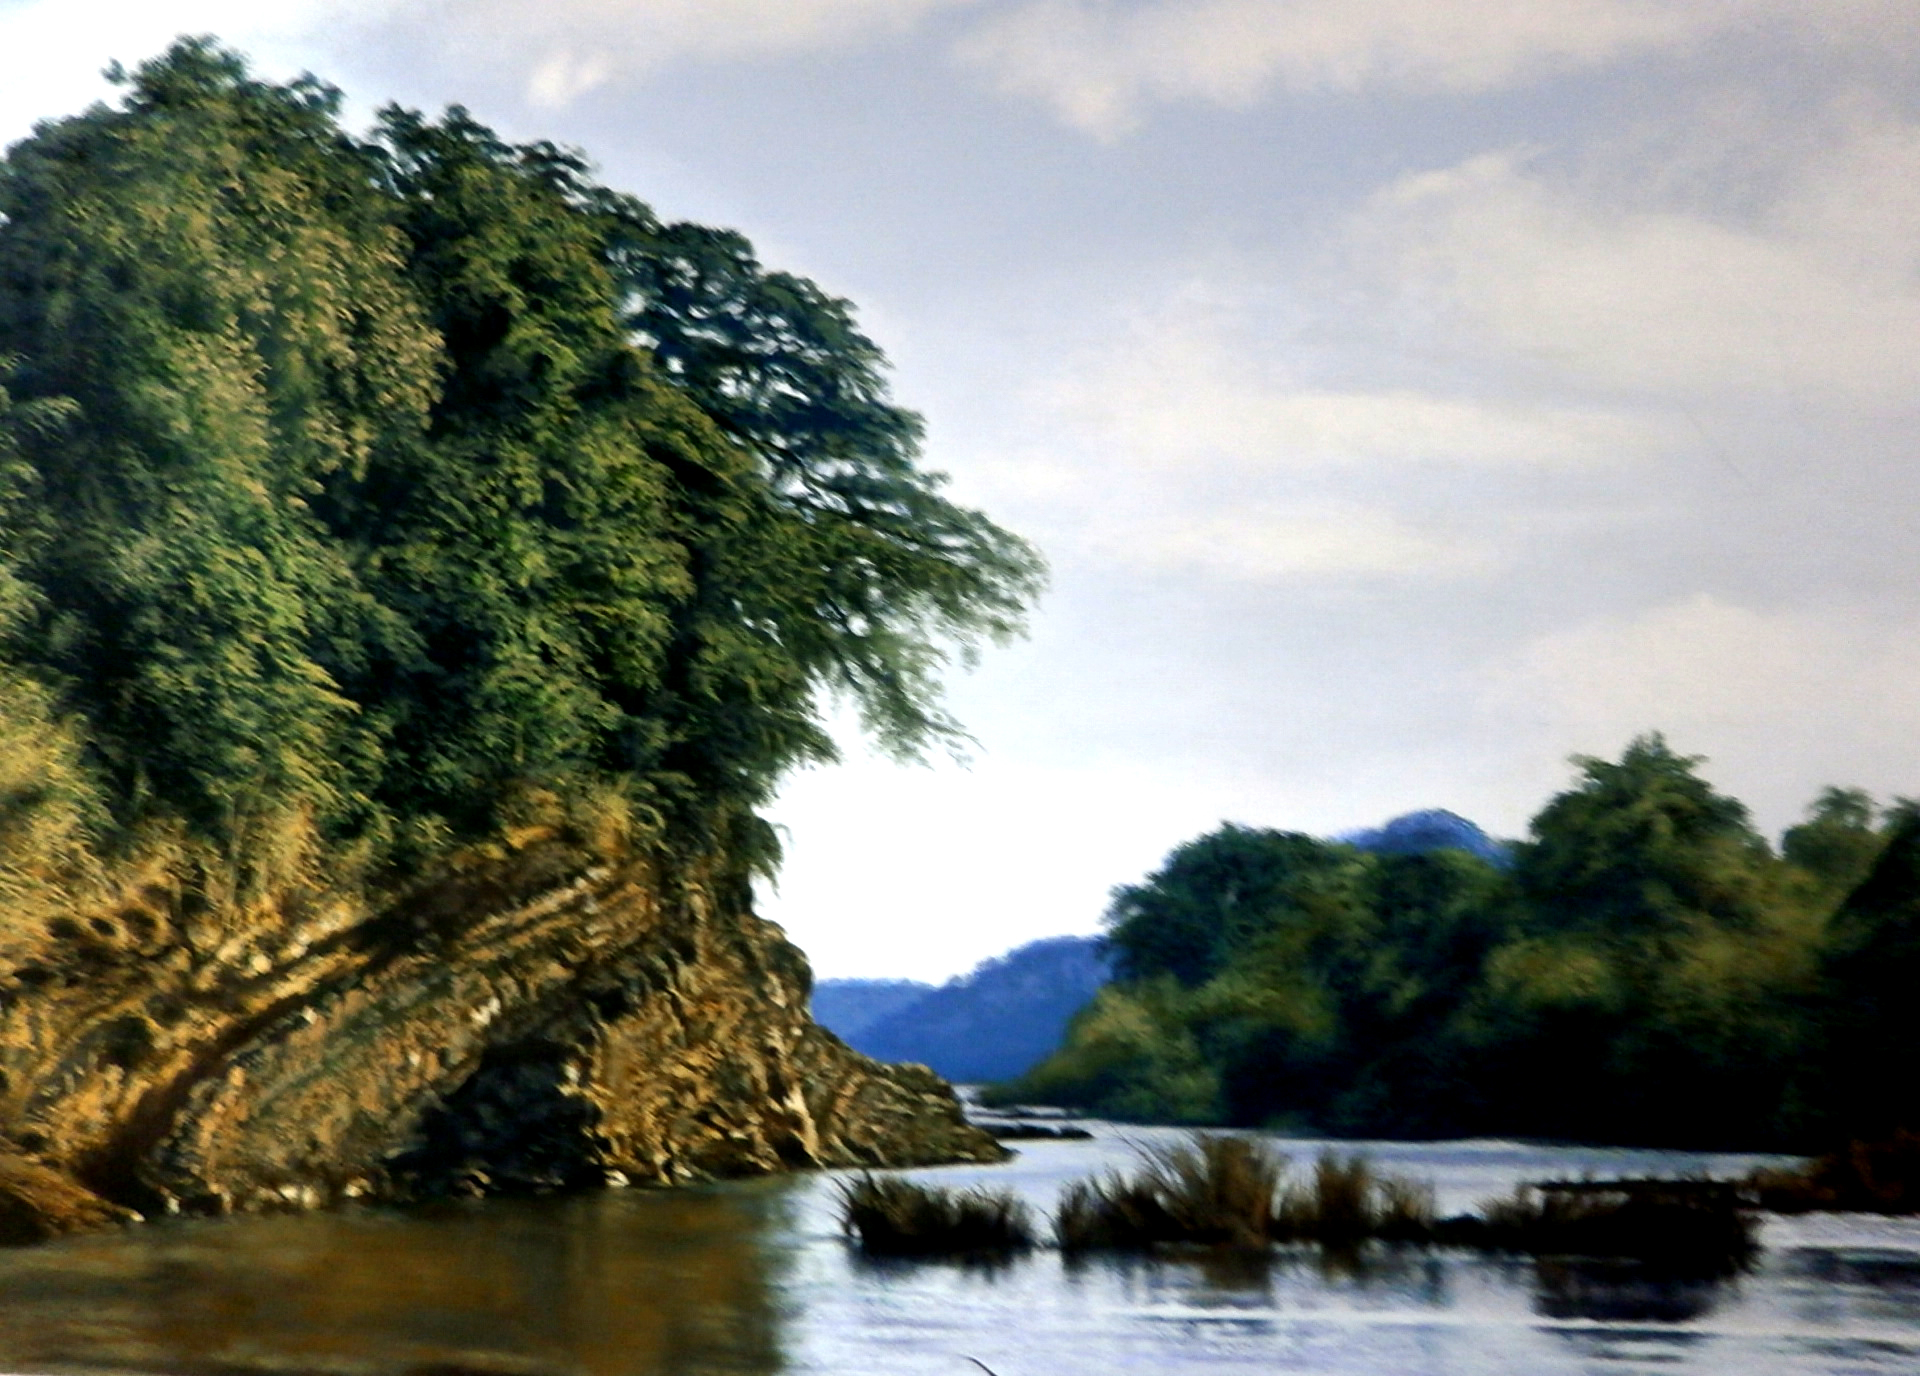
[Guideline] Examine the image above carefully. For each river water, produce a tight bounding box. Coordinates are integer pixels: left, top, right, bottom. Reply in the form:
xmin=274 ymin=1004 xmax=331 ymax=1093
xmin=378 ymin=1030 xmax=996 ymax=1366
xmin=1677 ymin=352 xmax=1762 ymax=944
xmin=1 ymin=1124 xmax=1917 ymax=1376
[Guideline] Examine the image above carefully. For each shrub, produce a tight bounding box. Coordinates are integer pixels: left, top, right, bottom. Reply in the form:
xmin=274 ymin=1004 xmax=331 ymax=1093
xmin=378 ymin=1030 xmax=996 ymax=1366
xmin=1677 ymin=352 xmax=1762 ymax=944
xmin=1056 ymin=1135 xmax=1282 ymax=1251
xmin=837 ymin=1174 xmax=1035 ymax=1257
xmin=1448 ymin=1180 xmax=1756 ymax=1277
xmin=1749 ymin=1130 xmax=1920 ymax=1213
xmin=1273 ymin=1151 xmax=1436 ymax=1245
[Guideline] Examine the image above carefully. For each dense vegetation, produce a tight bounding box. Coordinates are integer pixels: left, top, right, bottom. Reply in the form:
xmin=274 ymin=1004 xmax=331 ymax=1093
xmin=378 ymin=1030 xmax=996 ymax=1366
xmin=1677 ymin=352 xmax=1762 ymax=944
xmin=0 ymin=42 xmax=1039 ymax=908
xmin=996 ymin=736 xmax=1920 ymax=1150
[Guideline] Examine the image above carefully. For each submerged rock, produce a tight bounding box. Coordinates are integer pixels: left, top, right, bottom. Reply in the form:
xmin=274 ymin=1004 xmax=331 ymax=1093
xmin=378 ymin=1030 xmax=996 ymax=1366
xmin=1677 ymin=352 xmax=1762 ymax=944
xmin=0 ymin=836 xmax=1002 ymax=1239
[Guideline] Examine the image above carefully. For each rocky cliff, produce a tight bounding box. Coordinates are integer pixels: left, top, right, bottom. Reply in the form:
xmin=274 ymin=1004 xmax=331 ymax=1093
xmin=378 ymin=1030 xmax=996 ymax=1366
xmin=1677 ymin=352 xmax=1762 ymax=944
xmin=0 ymin=828 xmax=1002 ymax=1242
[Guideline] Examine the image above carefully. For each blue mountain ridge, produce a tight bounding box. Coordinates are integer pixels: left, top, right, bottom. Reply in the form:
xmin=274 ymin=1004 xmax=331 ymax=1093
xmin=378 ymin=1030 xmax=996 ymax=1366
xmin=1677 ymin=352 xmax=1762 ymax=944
xmin=1339 ymin=807 xmax=1513 ymax=867
xmin=812 ymin=936 xmax=1108 ymax=1084
xmin=808 ymin=979 xmax=932 ymax=1042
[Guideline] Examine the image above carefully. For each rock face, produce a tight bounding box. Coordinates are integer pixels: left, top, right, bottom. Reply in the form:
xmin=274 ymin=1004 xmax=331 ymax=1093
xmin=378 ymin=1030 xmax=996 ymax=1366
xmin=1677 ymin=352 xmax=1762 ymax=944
xmin=0 ymin=831 xmax=1002 ymax=1236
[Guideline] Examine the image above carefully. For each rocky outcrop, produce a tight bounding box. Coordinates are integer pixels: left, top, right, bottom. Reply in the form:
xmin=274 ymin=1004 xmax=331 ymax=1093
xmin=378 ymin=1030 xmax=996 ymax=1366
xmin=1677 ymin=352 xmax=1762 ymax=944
xmin=0 ymin=830 xmax=1002 ymax=1237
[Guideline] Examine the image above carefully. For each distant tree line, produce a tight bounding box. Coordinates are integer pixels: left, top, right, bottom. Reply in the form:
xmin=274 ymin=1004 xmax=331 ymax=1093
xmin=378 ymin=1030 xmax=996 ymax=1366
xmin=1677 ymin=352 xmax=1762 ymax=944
xmin=994 ymin=735 xmax=1920 ymax=1150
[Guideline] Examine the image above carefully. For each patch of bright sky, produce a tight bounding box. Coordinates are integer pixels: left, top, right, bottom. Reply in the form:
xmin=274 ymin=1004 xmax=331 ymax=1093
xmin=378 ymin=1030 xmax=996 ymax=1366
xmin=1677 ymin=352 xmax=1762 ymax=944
xmin=4 ymin=0 xmax=1917 ymax=979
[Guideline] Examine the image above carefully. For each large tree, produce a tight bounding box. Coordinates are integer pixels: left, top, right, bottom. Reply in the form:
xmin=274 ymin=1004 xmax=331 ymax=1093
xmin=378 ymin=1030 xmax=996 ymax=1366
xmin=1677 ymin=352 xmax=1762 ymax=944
xmin=0 ymin=42 xmax=1042 ymax=884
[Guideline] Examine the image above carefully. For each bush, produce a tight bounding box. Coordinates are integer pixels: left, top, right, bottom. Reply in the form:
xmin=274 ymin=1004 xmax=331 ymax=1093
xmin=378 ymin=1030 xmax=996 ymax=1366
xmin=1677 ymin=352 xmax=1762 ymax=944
xmin=1053 ymin=1136 xmax=1435 ymax=1253
xmin=837 ymin=1174 xmax=1035 ymax=1257
xmin=1750 ymin=1130 xmax=1920 ymax=1213
xmin=1445 ymin=1180 xmax=1756 ymax=1277
xmin=1272 ymin=1151 xmax=1436 ymax=1246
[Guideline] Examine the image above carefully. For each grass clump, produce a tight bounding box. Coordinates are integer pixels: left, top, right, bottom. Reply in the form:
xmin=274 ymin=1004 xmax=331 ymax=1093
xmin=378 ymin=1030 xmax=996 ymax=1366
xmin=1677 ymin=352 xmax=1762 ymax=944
xmin=1053 ymin=1135 xmax=1436 ymax=1254
xmin=1056 ymin=1134 xmax=1283 ymax=1251
xmin=1749 ymin=1130 xmax=1920 ymax=1214
xmin=1272 ymin=1152 xmax=1437 ymax=1246
xmin=1444 ymin=1180 xmax=1757 ymax=1277
xmin=837 ymin=1174 xmax=1035 ymax=1258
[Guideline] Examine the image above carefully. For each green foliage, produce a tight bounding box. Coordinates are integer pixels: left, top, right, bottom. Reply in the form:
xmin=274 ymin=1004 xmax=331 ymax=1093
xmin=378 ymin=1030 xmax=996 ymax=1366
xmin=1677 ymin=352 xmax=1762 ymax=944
xmin=1105 ymin=824 xmax=1365 ymax=987
xmin=1010 ymin=736 xmax=1914 ymax=1150
xmin=1783 ymin=786 xmax=1890 ymax=908
xmin=1798 ymin=815 xmax=1920 ymax=1139
xmin=0 ymin=41 xmax=1040 ymax=881
xmin=1514 ymin=733 xmax=1775 ymax=943
xmin=990 ymin=982 xmax=1221 ymax=1123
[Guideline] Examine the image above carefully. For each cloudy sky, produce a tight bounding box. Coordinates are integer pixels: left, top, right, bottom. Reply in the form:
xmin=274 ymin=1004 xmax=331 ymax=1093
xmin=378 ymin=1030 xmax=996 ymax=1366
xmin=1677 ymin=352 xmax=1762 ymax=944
xmin=5 ymin=1 xmax=1918 ymax=979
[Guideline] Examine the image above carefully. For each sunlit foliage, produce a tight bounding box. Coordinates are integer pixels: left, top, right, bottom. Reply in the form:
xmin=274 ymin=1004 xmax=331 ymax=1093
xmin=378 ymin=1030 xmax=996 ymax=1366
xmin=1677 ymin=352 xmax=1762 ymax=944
xmin=0 ymin=41 xmax=1040 ymax=892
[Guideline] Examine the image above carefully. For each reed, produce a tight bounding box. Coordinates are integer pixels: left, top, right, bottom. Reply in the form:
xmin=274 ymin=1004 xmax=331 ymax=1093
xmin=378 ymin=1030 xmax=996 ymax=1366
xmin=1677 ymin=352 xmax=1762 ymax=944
xmin=1055 ymin=1134 xmax=1285 ymax=1252
xmin=837 ymin=1174 xmax=1035 ymax=1257
xmin=1749 ymin=1131 xmax=1920 ymax=1214
xmin=1053 ymin=1137 xmax=1444 ymax=1253
xmin=1449 ymin=1180 xmax=1756 ymax=1276
xmin=1272 ymin=1151 xmax=1437 ymax=1245
xmin=1054 ymin=1173 xmax=1177 ymax=1252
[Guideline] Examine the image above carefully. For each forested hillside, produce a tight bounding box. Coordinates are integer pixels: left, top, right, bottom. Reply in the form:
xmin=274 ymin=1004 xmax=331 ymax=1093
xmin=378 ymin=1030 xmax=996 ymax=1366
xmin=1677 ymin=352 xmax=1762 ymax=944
xmin=994 ymin=736 xmax=1919 ymax=1150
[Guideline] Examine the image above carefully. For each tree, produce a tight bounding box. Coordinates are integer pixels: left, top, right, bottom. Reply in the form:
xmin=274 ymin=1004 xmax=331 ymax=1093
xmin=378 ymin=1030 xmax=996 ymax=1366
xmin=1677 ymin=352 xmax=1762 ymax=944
xmin=0 ymin=41 xmax=1042 ymax=880
xmin=1783 ymin=786 xmax=1891 ymax=909
xmin=1474 ymin=735 xmax=1816 ymax=1145
xmin=1802 ymin=814 xmax=1920 ymax=1139
xmin=1514 ymin=733 xmax=1776 ymax=944
xmin=1103 ymin=825 xmax=1360 ymax=987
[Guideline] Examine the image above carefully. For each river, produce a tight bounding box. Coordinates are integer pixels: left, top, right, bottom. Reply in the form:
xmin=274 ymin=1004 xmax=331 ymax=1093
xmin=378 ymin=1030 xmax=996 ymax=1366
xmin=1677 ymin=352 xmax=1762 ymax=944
xmin=0 ymin=1124 xmax=1915 ymax=1376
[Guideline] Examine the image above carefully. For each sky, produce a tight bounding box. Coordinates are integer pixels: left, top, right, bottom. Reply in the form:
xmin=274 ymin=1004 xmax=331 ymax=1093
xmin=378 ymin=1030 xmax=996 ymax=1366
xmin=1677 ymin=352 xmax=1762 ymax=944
xmin=4 ymin=0 xmax=1919 ymax=980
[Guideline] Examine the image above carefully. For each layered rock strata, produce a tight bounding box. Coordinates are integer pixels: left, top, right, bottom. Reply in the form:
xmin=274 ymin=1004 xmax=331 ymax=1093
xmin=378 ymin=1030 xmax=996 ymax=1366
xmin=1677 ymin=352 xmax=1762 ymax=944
xmin=0 ymin=833 xmax=1001 ymax=1238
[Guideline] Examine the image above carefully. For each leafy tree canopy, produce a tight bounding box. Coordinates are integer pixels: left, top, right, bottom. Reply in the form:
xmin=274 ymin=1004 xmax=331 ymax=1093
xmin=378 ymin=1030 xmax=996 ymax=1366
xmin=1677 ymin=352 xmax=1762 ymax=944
xmin=1513 ymin=733 xmax=1776 ymax=944
xmin=1011 ymin=740 xmax=1916 ymax=1150
xmin=0 ymin=41 xmax=1041 ymax=877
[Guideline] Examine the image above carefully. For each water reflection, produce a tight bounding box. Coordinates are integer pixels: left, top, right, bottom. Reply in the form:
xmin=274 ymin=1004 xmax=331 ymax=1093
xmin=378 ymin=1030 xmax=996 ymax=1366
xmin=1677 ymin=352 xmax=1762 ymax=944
xmin=0 ymin=1187 xmax=787 ymax=1376
xmin=1531 ymin=1258 xmax=1727 ymax=1323
xmin=0 ymin=1136 xmax=1919 ymax=1375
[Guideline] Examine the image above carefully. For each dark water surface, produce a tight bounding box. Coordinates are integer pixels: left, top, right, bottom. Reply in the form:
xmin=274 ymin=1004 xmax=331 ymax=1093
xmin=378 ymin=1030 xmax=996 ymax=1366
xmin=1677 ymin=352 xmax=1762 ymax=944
xmin=1 ymin=1127 xmax=1917 ymax=1376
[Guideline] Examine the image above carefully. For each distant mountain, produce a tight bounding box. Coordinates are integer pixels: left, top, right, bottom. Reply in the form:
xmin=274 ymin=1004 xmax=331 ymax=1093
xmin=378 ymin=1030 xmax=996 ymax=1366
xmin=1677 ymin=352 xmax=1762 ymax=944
xmin=1341 ymin=808 xmax=1511 ymax=867
xmin=828 ymin=936 xmax=1109 ymax=1085
xmin=810 ymin=978 xmax=934 ymax=1042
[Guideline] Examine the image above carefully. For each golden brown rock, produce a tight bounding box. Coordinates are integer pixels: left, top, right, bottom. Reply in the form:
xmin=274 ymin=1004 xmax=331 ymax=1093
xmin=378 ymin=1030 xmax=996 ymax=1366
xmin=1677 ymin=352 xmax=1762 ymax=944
xmin=0 ymin=1150 xmax=139 ymax=1243
xmin=0 ymin=831 xmax=1003 ymax=1236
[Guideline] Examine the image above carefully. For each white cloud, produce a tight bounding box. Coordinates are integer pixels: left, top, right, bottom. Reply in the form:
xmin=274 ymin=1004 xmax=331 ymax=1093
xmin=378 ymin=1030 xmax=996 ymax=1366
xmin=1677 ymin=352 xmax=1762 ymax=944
xmin=1037 ymin=339 xmax=1663 ymax=474
xmin=409 ymin=0 xmax=975 ymax=108
xmin=1358 ymin=108 xmax=1920 ymax=409
xmin=1098 ymin=502 xmax=1495 ymax=580
xmin=1484 ymin=594 xmax=1920 ymax=827
xmin=956 ymin=0 xmax=1918 ymax=136
xmin=0 ymin=0 xmax=978 ymax=129
xmin=967 ymin=283 xmax=1660 ymax=585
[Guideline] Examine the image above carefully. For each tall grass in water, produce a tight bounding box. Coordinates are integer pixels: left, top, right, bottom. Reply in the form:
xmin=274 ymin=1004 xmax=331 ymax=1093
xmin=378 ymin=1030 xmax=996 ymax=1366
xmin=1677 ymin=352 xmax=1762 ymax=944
xmin=1056 ymin=1134 xmax=1284 ymax=1251
xmin=1455 ymin=1181 xmax=1756 ymax=1277
xmin=1273 ymin=1152 xmax=1437 ymax=1246
xmin=837 ymin=1174 xmax=1035 ymax=1257
xmin=1749 ymin=1131 xmax=1920 ymax=1214
xmin=1055 ymin=1135 xmax=1435 ymax=1253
